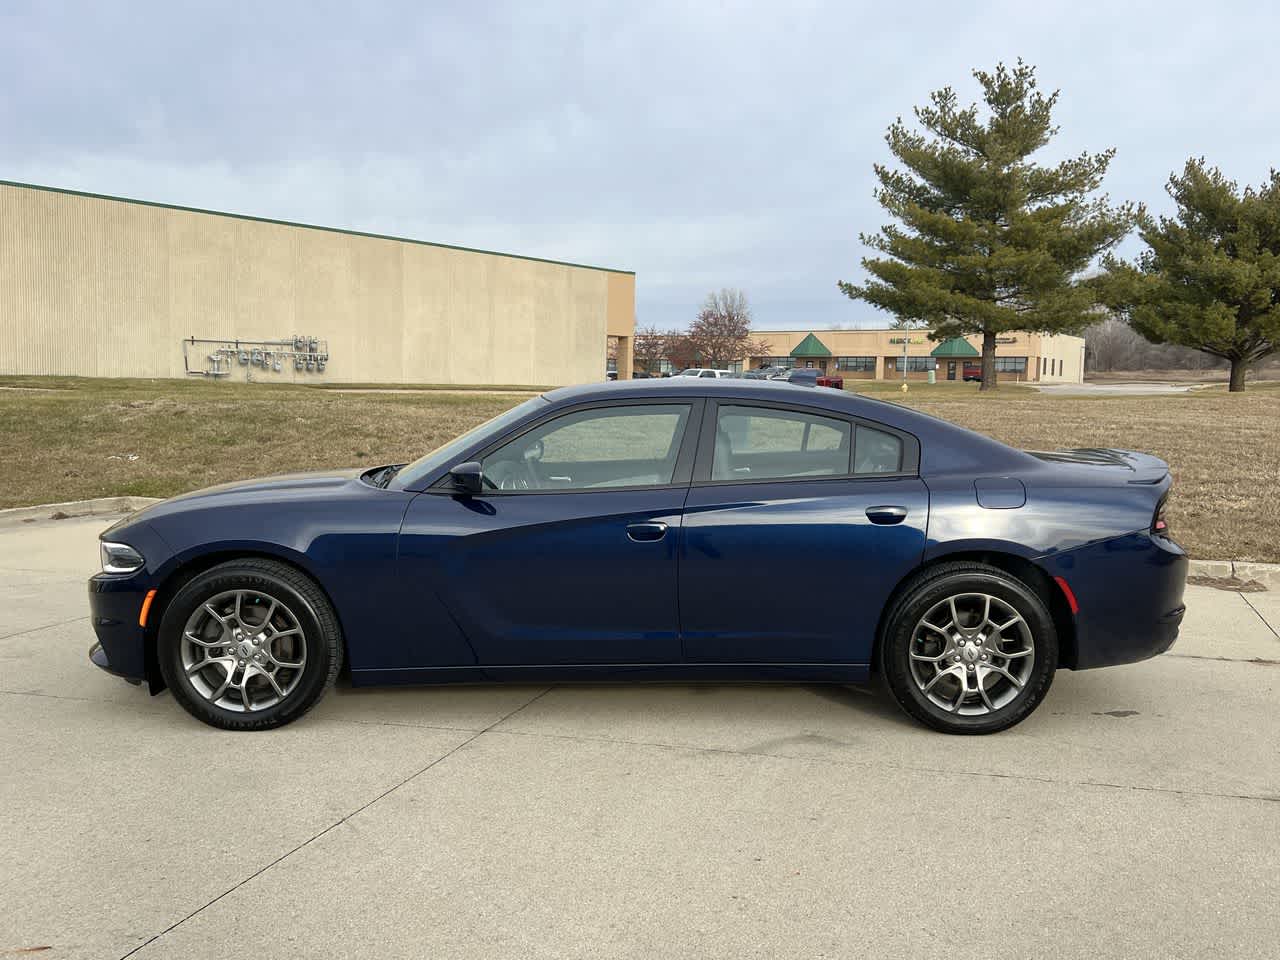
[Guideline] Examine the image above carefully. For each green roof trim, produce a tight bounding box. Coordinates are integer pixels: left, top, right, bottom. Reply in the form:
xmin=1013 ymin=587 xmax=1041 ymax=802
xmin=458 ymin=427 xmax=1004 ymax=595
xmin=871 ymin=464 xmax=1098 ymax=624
xmin=930 ymin=337 xmax=980 ymax=358
xmin=789 ymin=332 xmax=832 ymax=357
xmin=0 ymin=178 xmax=634 ymax=276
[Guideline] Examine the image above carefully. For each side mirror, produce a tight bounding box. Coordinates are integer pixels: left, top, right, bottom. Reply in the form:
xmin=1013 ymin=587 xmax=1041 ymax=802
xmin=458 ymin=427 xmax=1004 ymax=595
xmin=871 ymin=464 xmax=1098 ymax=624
xmin=450 ymin=461 xmax=484 ymax=495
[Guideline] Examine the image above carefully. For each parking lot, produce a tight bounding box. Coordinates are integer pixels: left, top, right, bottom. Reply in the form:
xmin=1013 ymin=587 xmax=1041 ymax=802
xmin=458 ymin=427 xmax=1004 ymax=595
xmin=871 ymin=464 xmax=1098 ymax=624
xmin=2 ymin=514 xmax=1278 ymax=959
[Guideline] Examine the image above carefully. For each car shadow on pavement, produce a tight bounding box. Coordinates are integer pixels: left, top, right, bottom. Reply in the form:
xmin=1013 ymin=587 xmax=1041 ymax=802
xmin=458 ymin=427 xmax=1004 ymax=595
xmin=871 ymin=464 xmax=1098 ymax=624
xmin=323 ymin=677 xmax=921 ymax=734
xmin=804 ymin=682 xmax=921 ymax=729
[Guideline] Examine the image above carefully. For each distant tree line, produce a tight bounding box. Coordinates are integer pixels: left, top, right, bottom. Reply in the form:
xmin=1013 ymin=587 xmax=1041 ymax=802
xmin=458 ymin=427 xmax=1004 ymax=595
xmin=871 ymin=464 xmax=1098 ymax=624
xmin=1084 ymin=316 xmax=1279 ymax=376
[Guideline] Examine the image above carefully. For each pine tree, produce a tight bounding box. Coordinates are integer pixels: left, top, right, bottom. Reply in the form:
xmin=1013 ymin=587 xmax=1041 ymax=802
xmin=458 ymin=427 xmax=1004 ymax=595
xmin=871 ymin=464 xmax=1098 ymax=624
xmin=840 ymin=61 xmax=1133 ymax=389
xmin=1099 ymin=160 xmax=1280 ymax=392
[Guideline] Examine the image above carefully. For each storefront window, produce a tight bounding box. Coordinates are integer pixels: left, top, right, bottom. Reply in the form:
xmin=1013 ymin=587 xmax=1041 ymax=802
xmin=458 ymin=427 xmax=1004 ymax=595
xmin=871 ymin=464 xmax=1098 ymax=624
xmin=994 ymin=357 xmax=1028 ymax=373
xmin=893 ymin=357 xmax=936 ymax=372
xmin=836 ymin=356 xmax=876 ymax=371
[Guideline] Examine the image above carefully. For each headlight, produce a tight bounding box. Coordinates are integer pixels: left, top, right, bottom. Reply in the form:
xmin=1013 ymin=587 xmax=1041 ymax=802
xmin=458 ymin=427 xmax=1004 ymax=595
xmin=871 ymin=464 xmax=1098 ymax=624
xmin=100 ymin=541 xmax=145 ymax=574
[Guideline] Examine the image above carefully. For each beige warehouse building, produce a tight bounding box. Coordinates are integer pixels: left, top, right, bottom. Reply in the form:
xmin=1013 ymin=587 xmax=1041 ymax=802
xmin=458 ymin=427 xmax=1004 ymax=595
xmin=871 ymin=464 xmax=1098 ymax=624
xmin=0 ymin=180 xmax=635 ymax=385
xmin=740 ymin=328 xmax=1085 ymax=383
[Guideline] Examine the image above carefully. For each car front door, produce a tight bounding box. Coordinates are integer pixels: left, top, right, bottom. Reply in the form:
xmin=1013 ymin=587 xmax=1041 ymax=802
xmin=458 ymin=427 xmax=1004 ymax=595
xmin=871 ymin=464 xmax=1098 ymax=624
xmin=398 ymin=400 xmax=701 ymax=668
xmin=679 ymin=401 xmax=928 ymax=664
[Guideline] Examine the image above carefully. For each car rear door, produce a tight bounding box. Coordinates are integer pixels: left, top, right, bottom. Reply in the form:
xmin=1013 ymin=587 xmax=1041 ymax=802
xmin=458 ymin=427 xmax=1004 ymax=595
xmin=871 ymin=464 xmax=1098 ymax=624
xmin=679 ymin=399 xmax=928 ymax=664
xmin=397 ymin=399 xmax=702 ymax=668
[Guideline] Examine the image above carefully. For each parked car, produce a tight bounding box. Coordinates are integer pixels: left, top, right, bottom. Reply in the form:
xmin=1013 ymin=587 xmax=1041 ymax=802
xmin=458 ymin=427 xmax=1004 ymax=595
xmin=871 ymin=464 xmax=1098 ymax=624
xmin=741 ymin=365 xmax=790 ymax=380
xmin=90 ymin=379 xmax=1186 ymax=735
xmin=675 ymin=368 xmax=732 ymax=378
xmin=778 ymin=368 xmax=844 ymax=389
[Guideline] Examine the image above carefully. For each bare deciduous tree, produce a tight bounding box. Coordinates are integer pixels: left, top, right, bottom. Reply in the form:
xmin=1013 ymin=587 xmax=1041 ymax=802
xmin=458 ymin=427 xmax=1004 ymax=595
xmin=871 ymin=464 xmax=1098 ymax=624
xmin=683 ymin=289 xmax=771 ymax=368
xmin=632 ymin=324 xmax=669 ymax=375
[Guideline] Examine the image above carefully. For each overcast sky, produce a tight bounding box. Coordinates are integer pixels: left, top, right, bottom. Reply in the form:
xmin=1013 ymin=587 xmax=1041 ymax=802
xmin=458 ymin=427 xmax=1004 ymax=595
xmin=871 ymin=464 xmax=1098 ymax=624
xmin=3 ymin=1 xmax=1277 ymax=330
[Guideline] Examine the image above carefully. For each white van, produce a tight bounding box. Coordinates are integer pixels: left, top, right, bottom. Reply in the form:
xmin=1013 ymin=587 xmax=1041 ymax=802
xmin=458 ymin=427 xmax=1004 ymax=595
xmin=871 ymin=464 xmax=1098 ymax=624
xmin=675 ymin=368 xmax=733 ymax=378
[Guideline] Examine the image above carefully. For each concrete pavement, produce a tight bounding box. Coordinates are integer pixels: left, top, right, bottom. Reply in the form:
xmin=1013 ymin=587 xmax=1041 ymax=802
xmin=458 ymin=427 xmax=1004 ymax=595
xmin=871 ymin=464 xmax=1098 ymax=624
xmin=1 ymin=515 xmax=1277 ymax=959
xmin=1033 ymin=382 xmax=1207 ymax=397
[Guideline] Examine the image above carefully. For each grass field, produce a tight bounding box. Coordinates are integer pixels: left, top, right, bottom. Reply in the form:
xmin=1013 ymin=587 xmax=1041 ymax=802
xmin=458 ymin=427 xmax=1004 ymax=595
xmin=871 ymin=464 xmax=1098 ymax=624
xmin=1 ymin=375 xmax=1276 ymax=562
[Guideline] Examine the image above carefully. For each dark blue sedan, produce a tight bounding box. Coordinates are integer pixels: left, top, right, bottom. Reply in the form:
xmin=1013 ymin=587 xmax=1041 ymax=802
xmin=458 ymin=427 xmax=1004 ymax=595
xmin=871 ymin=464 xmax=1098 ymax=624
xmin=88 ymin=379 xmax=1187 ymax=734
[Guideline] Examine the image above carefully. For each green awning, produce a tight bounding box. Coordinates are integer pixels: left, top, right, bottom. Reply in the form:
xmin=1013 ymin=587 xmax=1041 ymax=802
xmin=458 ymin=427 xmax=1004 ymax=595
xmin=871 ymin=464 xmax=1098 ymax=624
xmin=790 ymin=333 xmax=832 ymax=358
xmin=930 ymin=337 xmax=980 ymax=358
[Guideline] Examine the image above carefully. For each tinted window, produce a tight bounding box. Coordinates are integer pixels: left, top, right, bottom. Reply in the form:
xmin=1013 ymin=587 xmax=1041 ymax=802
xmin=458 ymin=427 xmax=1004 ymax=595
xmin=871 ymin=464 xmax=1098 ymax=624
xmin=712 ymin=406 xmax=852 ymax=481
xmin=397 ymin=396 xmax=547 ymax=487
xmin=854 ymin=424 xmax=903 ymax=474
xmin=481 ymin=404 xmax=690 ymax=491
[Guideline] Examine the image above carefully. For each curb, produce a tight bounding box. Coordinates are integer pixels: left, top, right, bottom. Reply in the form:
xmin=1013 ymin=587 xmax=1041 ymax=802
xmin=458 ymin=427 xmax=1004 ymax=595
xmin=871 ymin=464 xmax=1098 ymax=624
xmin=0 ymin=496 xmax=162 ymax=527
xmin=1187 ymin=559 xmax=1280 ymax=591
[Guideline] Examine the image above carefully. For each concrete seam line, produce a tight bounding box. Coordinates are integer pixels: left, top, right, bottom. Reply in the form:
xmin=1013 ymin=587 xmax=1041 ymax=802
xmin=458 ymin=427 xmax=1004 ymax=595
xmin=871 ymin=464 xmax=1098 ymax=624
xmin=0 ymin=615 xmax=90 ymax=642
xmin=116 ymin=685 xmax=555 ymax=960
xmin=484 ymin=726 xmax=1280 ymax=806
xmin=1166 ymin=653 xmax=1279 ymax=665
xmin=1239 ymin=593 xmax=1280 ymax=641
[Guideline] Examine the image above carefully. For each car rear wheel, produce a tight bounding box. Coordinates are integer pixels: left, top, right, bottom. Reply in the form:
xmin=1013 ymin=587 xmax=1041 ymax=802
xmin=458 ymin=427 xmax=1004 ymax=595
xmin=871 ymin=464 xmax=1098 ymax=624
xmin=881 ymin=562 xmax=1057 ymax=734
xmin=157 ymin=558 xmax=342 ymax=730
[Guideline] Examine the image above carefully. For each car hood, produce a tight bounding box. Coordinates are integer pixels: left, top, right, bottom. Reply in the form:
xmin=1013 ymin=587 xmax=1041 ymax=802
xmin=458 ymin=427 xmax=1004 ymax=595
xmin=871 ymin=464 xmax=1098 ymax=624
xmin=122 ymin=467 xmax=370 ymax=521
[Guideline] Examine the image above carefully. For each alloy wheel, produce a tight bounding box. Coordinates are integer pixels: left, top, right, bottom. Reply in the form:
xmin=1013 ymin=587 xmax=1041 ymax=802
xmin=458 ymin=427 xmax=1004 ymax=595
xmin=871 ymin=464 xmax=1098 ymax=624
xmin=180 ymin=589 xmax=307 ymax=712
xmin=907 ymin=592 xmax=1035 ymax=716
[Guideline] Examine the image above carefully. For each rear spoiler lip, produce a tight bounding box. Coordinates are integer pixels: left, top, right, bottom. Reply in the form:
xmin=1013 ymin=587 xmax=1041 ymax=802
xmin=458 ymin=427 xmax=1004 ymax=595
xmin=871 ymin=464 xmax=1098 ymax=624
xmin=1023 ymin=447 xmax=1170 ymax=484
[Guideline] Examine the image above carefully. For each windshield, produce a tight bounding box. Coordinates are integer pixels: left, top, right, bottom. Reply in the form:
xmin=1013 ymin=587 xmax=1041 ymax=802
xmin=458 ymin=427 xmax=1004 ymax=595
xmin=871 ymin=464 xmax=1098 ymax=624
xmin=677 ymin=369 xmax=700 ymax=376
xmin=393 ymin=396 xmax=548 ymax=488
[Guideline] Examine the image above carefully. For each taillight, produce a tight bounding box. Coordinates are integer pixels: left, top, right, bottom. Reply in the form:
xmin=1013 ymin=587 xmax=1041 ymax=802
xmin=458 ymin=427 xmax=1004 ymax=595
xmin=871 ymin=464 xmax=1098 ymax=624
xmin=1152 ymin=498 xmax=1170 ymax=537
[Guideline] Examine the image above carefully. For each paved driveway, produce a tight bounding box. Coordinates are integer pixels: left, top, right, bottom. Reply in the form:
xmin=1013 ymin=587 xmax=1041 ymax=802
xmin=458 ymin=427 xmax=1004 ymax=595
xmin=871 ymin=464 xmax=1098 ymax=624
xmin=2 ymin=515 xmax=1278 ymax=959
xmin=1033 ymin=382 xmax=1207 ymax=397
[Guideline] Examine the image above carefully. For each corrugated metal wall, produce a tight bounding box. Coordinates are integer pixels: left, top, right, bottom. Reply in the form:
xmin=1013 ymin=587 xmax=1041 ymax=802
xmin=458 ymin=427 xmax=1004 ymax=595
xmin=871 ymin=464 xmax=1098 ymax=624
xmin=0 ymin=182 xmax=633 ymax=385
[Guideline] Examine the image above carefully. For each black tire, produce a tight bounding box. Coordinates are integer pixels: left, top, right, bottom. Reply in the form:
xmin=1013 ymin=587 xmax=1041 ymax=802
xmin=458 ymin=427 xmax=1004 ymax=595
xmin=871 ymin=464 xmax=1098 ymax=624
xmin=880 ymin=562 xmax=1057 ymax=734
xmin=157 ymin=558 xmax=342 ymax=730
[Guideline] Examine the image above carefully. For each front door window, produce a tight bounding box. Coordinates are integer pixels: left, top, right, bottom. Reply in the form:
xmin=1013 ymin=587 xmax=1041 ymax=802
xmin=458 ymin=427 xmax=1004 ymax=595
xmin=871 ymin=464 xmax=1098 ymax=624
xmin=480 ymin=404 xmax=692 ymax=491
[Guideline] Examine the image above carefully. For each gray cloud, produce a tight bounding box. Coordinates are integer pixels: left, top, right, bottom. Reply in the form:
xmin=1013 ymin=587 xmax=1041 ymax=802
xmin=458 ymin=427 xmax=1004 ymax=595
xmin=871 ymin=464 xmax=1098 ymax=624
xmin=3 ymin=0 xmax=1277 ymax=329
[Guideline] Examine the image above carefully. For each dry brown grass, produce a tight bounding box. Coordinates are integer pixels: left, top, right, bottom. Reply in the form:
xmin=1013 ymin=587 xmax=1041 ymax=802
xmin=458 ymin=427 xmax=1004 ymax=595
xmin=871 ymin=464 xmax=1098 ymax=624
xmin=2 ymin=375 xmax=1276 ymax=562
xmin=0 ymin=376 xmax=529 ymax=508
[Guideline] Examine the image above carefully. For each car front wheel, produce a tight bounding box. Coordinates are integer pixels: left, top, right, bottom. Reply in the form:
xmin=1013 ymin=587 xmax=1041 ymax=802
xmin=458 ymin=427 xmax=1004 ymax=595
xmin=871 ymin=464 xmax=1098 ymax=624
xmin=157 ymin=558 xmax=342 ymax=730
xmin=881 ymin=562 xmax=1057 ymax=734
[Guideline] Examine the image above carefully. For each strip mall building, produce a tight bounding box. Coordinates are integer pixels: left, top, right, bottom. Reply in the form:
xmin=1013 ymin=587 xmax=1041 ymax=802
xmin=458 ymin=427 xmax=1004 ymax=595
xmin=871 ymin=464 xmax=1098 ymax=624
xmin=740 ymin=328 xmax=1085 ymax=383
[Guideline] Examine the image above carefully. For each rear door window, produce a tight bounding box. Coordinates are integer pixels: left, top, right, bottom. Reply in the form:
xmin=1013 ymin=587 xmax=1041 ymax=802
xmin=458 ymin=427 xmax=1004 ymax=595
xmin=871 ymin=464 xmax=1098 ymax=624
xmin=853 ymin=424 xmax=904 ymax=474
xmin=711 ymin=406 xmax=852 ymax=481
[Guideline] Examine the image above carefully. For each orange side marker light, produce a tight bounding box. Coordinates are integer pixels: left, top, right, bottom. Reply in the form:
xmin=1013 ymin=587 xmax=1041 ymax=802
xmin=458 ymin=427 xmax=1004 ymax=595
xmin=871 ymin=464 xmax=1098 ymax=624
xmin=139 ymin=589 xmax=157 ymax=627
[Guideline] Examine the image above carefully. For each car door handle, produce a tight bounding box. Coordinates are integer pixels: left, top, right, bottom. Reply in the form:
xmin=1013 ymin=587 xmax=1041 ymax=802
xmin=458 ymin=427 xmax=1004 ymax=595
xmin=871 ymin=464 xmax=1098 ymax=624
xmin=865 ymin=505 xmax=908 ymax=525
xmin=626 ymin=521 xmax=668 ymax=542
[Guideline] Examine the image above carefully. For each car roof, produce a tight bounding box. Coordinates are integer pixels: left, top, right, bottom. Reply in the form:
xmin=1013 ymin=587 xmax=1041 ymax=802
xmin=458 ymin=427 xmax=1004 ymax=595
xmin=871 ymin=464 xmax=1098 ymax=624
xmin=542 ymin=378 xmax=1034 ymax=476
xmin=542 ymin=378 xmax=936 ymax=429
